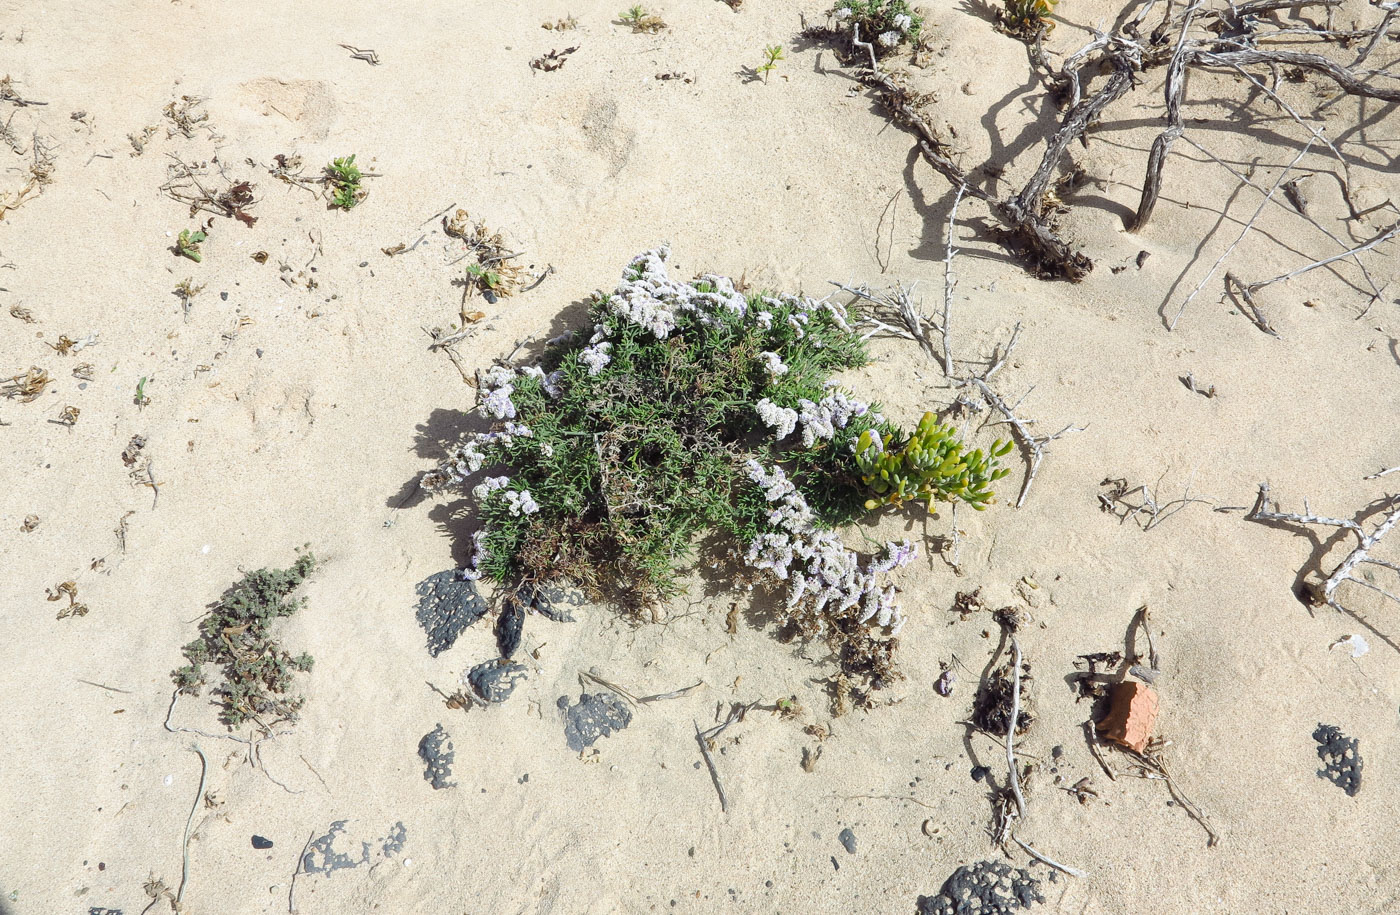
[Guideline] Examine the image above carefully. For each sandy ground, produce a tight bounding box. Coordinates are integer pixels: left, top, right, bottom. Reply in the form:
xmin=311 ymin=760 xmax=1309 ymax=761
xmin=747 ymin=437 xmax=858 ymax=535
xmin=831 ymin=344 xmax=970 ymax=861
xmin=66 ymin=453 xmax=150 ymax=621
xmin=3 ymin=0 xmax=1399 ymax=912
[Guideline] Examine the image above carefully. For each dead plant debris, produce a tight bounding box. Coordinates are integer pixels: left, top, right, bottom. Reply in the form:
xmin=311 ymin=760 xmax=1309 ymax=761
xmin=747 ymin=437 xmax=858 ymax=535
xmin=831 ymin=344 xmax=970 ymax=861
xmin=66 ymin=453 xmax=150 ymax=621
xmin=531 ymin=46 xmax=580 ymax=72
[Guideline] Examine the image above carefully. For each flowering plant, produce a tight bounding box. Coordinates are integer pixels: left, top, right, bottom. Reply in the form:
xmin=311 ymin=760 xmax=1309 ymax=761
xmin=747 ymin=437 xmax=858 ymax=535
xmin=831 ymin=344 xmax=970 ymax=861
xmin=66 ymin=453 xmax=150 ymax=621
xmin=423 ymin=248 xmax=1003 ymax=698
xmin=829 ymin=0 xmax=923 ymax=55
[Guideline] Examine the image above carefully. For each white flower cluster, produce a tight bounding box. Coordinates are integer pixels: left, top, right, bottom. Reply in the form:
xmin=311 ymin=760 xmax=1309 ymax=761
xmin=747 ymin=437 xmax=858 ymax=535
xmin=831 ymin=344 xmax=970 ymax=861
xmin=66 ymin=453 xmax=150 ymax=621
xmin=757 ymin=389 xmax=876 ymax=447
xmin=756 ymin=397 xmax=799 ymax=439
xmin=742 ymin=460 xmax=914 ymax=633
xmin=471 ymin=475 xmax=511 ymax=502
xmin=480 ymin=365 xmax=518 ymax=420
xmin=758 ymin=351 xmax=789 ymax=380
xmin=893 ymin=13 xmax=912 ymax=30
xmin=431 ymin=423 xmax=520 ymax=488
xmin=469 ymin=474 xmax=539 ymax=517
xmin=520 ymin=364 xmax=565 ymax=399
xmin=834 ymin=6 xmax=852 ymax=20
xmin=460 ymin=530 xmax=490 ymax=581
xmin=878 ymin=30 xmax=901 ymax=47
xmin=580 ymin=341 xmax=612 ymax=376
xmin=797 ymin=388 xmax=872 ymax=447
xmin=503 ymin=489 xmax=540 ymax=517
xmin=586 ymin=246 xmax=752 ymax=358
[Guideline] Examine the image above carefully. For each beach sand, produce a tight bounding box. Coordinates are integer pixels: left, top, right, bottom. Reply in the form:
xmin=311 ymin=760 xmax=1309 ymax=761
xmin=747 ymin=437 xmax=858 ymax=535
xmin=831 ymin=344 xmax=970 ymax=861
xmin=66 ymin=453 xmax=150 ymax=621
xmin=2 ymin=1 xmax=1398 ymax=912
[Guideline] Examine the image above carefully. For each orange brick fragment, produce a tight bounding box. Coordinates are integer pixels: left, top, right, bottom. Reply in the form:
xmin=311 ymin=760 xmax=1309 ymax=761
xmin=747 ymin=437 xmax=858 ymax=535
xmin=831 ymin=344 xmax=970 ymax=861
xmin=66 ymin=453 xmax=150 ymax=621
xmin=1097 ymin=680 xmax=1159 ymax=753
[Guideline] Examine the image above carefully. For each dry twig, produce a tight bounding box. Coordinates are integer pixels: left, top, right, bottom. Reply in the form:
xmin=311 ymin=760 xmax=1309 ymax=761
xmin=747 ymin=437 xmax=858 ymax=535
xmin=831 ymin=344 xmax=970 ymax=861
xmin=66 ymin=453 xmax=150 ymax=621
xmin=1246 ymin=482 xmax=1400 ymax=639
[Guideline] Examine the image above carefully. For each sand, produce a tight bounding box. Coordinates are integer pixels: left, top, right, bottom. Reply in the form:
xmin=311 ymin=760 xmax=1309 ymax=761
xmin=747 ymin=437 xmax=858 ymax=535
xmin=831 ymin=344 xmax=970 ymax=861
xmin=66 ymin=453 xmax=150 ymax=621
xmin=2 ymin=0 xmax=1399 ymax=912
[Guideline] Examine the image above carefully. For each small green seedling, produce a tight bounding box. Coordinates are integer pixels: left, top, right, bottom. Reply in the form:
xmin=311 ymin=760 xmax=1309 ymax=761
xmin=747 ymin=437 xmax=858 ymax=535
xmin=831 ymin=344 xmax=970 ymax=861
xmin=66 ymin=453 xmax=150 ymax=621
xmin=325 ymin=154 xmax=365 ymax=209
xmin=176 ymin=229 xmax=206 ymax=262
xmin=134 ymin=376 xmax=151 ymax=408
xmin=621 ymin=4 xmax=665 ymax=32
xmin=467 ymin=262 xmax=504 ymax=293
xmin=855 ymin=412 xmax=1012 ymax=510
xmin=997 ymin=0 xmax=1058 ymax=40
xmin=757 ymin=45 xmax=785 ymax=82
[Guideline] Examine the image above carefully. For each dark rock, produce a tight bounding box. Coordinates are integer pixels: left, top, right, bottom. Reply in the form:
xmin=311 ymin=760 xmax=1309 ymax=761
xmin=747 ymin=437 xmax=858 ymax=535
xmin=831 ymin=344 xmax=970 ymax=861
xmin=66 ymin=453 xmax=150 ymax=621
xmin=251 ymin=835 xmax=273 ymax=849
xmin=466 ymin=660 xmax=528 ymax=703
xmin=415 ymin=570 xmax=488 ymax=657
xmin=838 ymin=828 xmax=857 ymax=854
xmin=302 ymin=821 xmax=371 ymax=875
xmin=1313 ymin=723 xmax=1362 ymax=796
xmin=970 ymin=766 xmax=991 ymax=783
xmin=917 ymin=859 xmax=1049 ymax=915
xmin=496 ymin=597 xmax=525 ymax=658
xmin=418 ymin=724 xmax=456 ymax=790
xmin=524 ymin=583 xmax=582 ymax=622
xmin=561 ymin=691 xmax=633 ymax=751
xmin=380 ymin=821 xmax=407 ymax=857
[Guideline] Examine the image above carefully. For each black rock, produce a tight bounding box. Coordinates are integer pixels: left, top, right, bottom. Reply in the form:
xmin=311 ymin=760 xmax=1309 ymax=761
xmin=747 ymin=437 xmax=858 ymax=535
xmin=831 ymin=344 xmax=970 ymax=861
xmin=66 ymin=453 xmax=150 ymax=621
xmin=302 ymin=820 xmax=371 ymax=875
xmin=466 ymin=660 xmax=529 ymax=703
xmin=380 ymin=821 xmax=407 ymax=857
xmin=496 ymin=597 xmax=525 ymax=658
xmin=1313 ymin=723 xmax=1362 ymax=796
xmin=524 ymin=583 xmax=582 ymax=623
xmin=917 ymin=859 xmax=1049 ymax=915
xmin=838 ymin=828 xmax=857 ymax=854
xmin=561 ymin=691 xmax=633 ymax=751
xmin=251 ymin=835 xmax=273 ymax=849
xmin=415 ymin=570 xmax=488 ymax=657
xmin=418 ymin=724 xmax=456 ymax=790
xmin=970 ymin=766 xmax=991 ymax=783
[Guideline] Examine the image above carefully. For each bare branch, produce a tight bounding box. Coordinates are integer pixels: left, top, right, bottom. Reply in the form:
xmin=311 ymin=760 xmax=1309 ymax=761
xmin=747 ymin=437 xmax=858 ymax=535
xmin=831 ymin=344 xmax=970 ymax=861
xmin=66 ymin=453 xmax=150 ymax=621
xmin=1246 ymin=483 xmax=1400 ymax=634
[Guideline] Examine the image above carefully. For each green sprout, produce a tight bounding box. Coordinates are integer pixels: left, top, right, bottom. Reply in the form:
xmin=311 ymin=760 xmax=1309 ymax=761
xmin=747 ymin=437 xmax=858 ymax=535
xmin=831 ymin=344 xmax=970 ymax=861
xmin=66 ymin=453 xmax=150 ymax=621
xmin=134 ymin=376 xmax=151 ymax=408
xmin=621 ymin=4 xmax=666 ymax=32
xmin=175 ymin=229 xmax=206 ymax=262
xmin=757 ymin=44 xmax=785 ymax=82
xmin=466 ymin=262 xmax=503 ymax=292
xmin=325 ymin=154 xmax=365 ymax=209
xmin=854 ymin=412 xmax=1012 ymax=511
xmin=997 ymin=0 xmax=1058 ymax=41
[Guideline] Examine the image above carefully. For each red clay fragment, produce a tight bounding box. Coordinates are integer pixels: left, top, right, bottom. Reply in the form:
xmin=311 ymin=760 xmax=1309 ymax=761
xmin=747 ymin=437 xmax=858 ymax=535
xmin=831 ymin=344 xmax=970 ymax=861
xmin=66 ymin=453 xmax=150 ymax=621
xmin=1097 ymin=680 xmax=1159 ymax=754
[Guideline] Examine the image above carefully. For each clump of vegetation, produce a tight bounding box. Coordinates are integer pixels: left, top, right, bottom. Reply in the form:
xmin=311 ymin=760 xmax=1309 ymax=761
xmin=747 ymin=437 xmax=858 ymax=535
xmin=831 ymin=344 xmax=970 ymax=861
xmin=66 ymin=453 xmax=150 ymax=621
xmin=756 ymin=44 xmax=785 ymax=82
xmin=996 ymin=0 xmax=1057 ymax=41
xmin=325 ymin=154 xmax=365 ymax=209
xmin=172 ymin=550 xmax=318 ymax=728
xmin=175 ymin=228 xmax=206 ymax=262
xmin=855 ymin=414 xmax=1011 ymax=510
xmin=620 ymin=4 xmax=666 ymax=32
xmin=444 ymin=209 xmax=527 ymax=302
xmin=424 ymin=248 xmax=1010 ymax=694
xmin=830 ymin=0 xmax=923 ymax=55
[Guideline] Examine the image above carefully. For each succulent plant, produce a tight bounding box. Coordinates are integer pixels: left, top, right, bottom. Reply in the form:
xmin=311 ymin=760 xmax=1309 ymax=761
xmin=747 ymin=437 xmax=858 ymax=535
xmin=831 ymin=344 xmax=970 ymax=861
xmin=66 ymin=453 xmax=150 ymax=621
xmin=855 ymin=412 xmax=1013 ymax=510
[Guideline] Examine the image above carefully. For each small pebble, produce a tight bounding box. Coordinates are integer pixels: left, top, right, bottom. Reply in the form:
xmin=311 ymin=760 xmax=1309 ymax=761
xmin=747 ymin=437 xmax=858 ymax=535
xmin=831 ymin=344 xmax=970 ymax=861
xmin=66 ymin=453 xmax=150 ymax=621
xmin=838 ymin=827 xmax=857 ymax=854
xmin=252 ymin=835 xmax=273 ymax=849
xmin=220 ymin=291 xmax=229 ymax=301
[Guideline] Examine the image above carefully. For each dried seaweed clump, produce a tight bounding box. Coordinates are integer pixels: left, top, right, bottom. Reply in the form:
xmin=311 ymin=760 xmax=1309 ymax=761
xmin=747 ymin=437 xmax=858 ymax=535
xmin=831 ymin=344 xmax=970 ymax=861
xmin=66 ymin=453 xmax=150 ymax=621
xmin=171 ymin=549 xmax=316 ymax=727
xmin=971 ymin=660 xmax=1034 ymax=736
xmin=423 ymin=247 xmax=1010 ymax=691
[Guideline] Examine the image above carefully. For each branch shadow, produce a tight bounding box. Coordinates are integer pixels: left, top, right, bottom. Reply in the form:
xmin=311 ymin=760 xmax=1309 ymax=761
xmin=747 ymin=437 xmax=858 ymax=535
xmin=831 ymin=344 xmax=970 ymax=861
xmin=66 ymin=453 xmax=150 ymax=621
xmin=1246 ymin=495 xmax=1400 ymax=651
